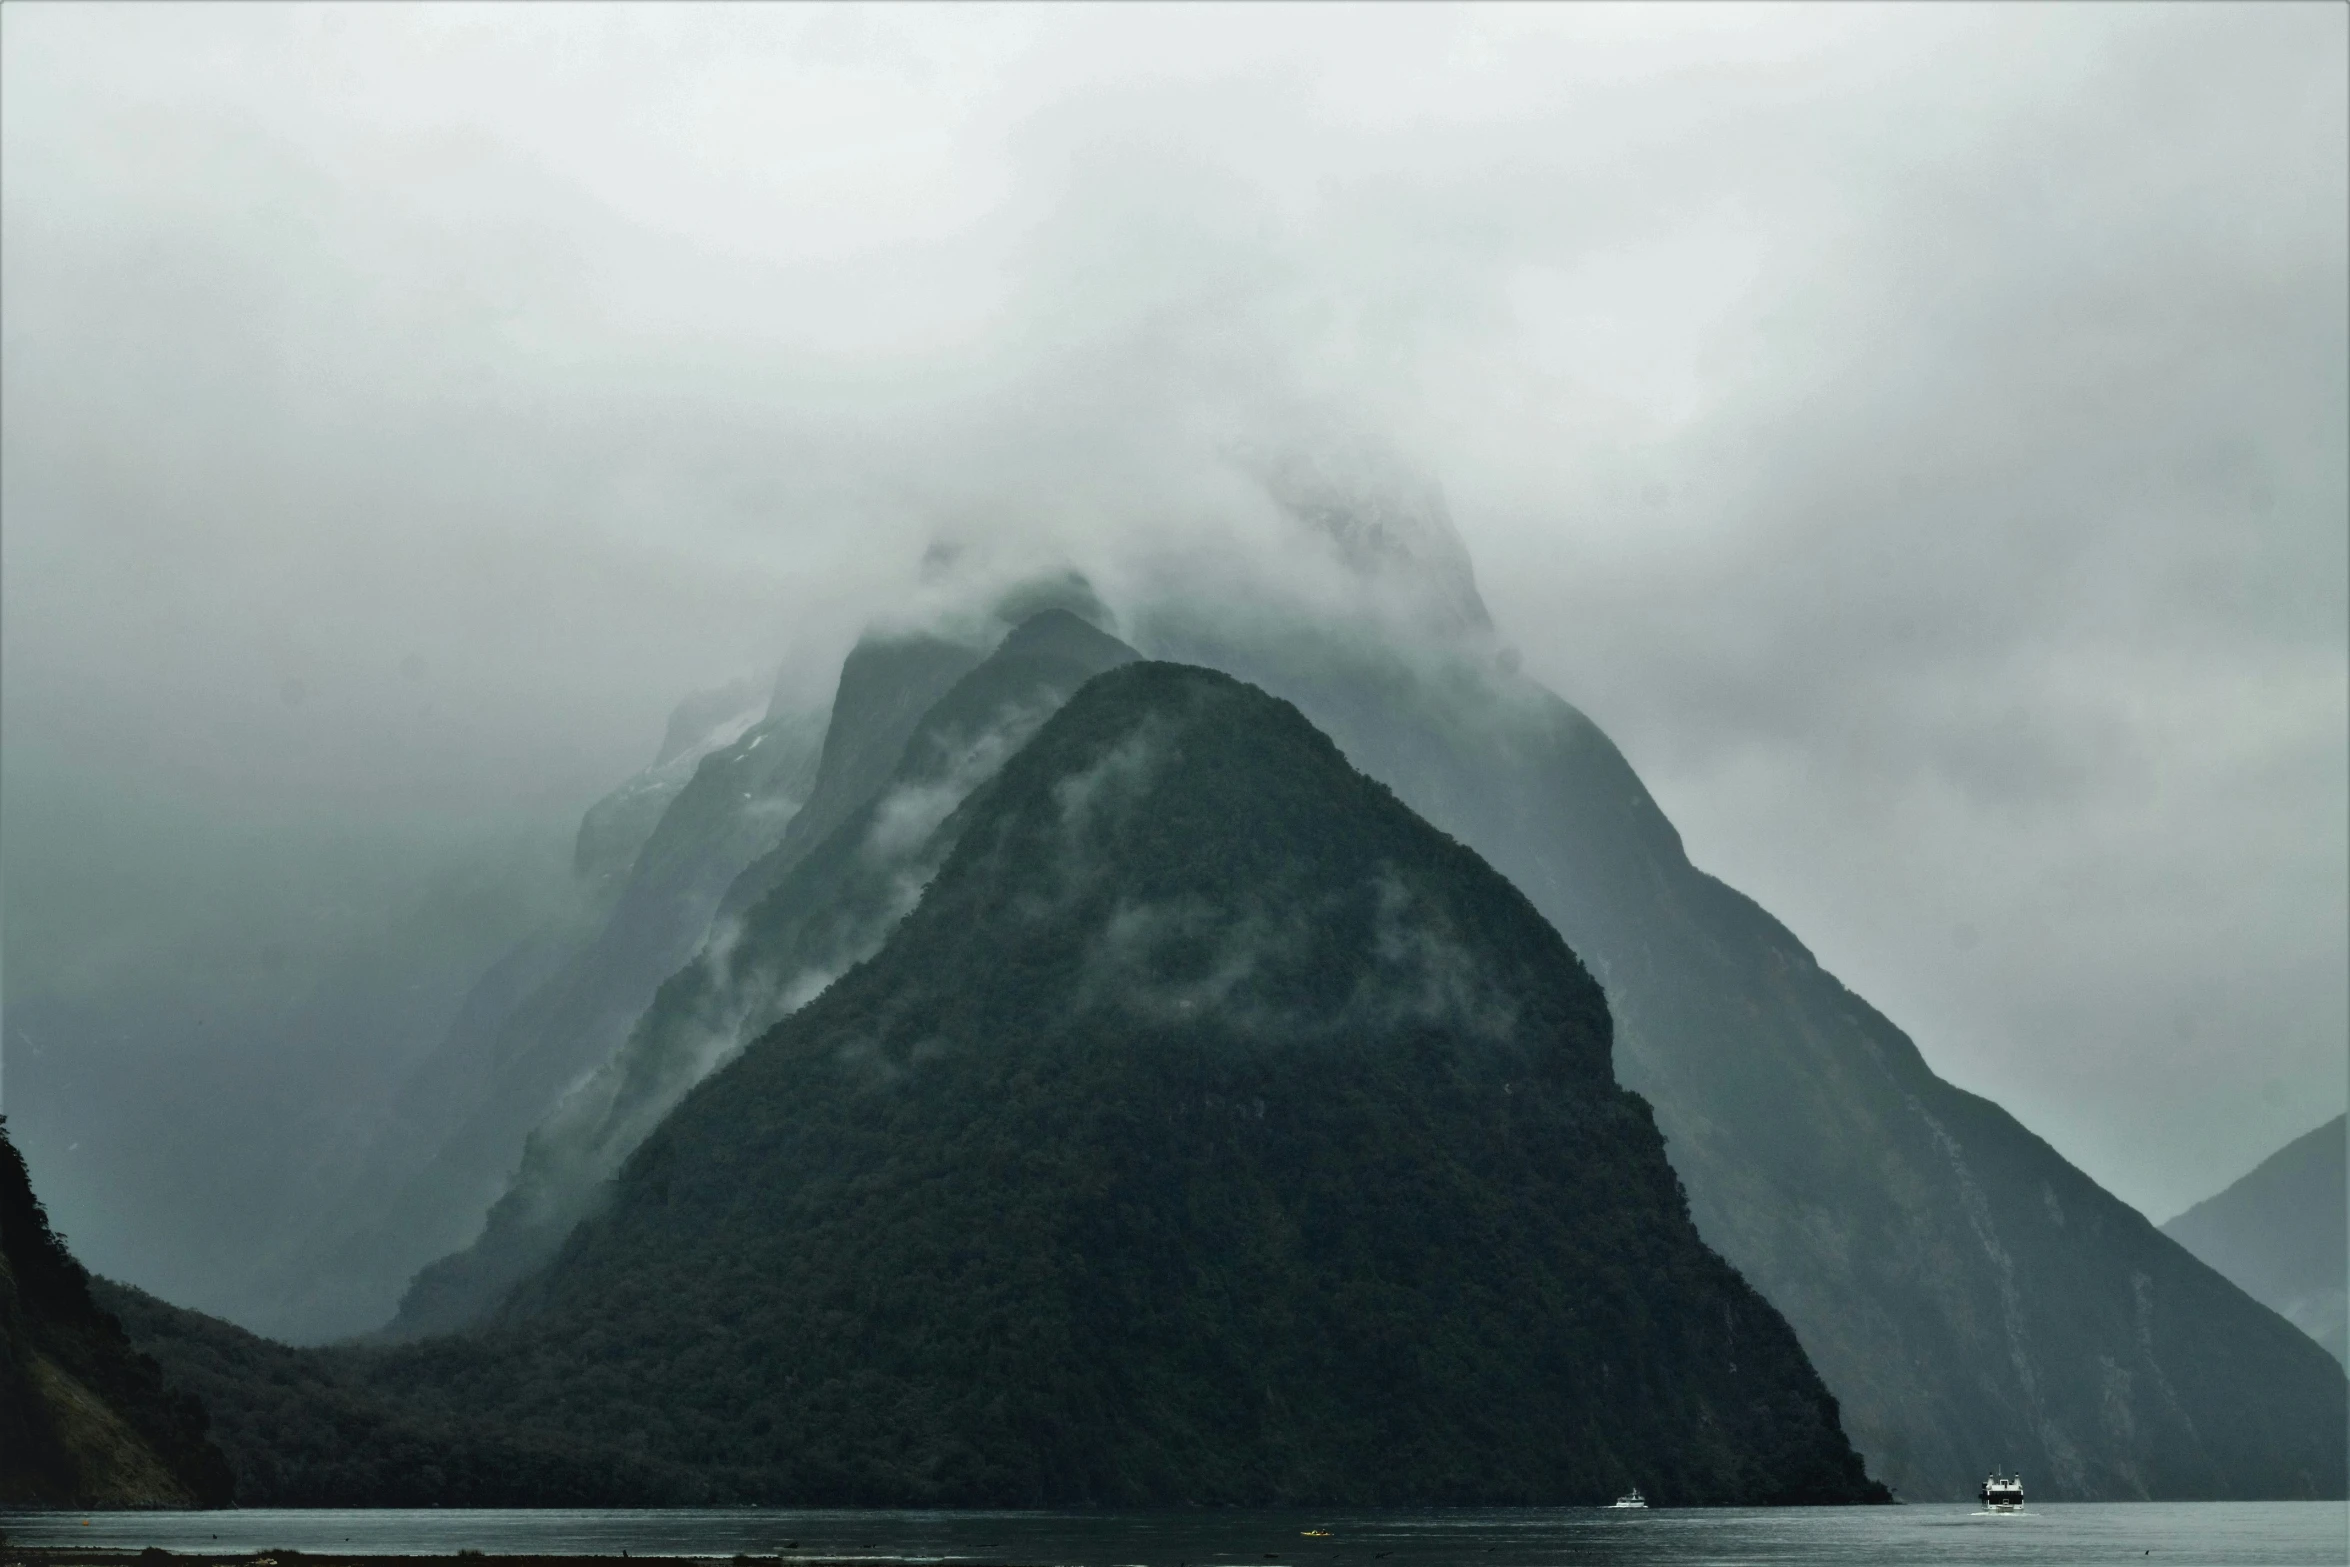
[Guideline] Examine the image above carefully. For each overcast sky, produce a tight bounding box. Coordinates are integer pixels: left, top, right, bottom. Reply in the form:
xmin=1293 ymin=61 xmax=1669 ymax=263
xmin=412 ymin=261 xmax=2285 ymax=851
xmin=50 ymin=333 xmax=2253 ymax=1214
xmin=3 ymin=2 xmax=2342 ymax=1221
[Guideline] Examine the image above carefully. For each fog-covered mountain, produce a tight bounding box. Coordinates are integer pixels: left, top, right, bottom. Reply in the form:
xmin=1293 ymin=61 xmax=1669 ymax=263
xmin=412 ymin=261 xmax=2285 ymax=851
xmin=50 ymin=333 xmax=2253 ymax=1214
xmin=241 ymin=681 xmax=829 ymax=1342
xmin=472 ymin=660 xmax=1884 ymax=1504
xmin=37 ymin=431 xmax=2344 ymax=1502
xmin=387 ymin=606 xmax=1140 ymax=1338
xmin=354 ymin=441 xmax=2342 ymax=1500
xmin=572 ymin=675 xmax=775 ymax=895
xmin=107 ymin=664 xmax=1888 ymax=1506
xmin=1172 ymin=612 xmax=2343 ymax=1501
xmin=2163 ymin=1115 xmax=2348 ymax=1369
xmin=1121 ymin=452 xmax=2346 ymax=1500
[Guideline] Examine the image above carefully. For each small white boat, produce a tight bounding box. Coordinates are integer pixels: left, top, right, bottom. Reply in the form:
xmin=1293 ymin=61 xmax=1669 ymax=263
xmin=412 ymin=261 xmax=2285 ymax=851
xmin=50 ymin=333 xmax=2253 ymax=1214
xmin=1610 ymin=1487 xmax=1648 ymax=1509
xmin=1979 ymin=1471 xmax=2024 ymax=1512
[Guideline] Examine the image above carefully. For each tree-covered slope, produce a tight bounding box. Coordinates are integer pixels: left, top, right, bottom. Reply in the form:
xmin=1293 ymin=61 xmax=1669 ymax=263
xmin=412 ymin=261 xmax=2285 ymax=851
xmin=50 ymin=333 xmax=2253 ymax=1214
xmin=2 ymin=1119 xmax=232 ymax=1507
xmin=91 ymin=1278 xmax=674 ymax=1506
xmin=1146 ymin=608 xmax=2349 ymax=1501
xmin=2164 ymin=1115 xmax=2348 ymax=1369
xmin=443 ymin=662 xmax=1884 ymax=1506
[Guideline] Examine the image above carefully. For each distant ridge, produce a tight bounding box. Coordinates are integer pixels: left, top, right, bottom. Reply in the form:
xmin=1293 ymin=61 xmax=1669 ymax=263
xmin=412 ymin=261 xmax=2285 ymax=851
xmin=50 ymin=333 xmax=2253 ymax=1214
xmin=2164 ymin=1114 xmax=2347 ymax=1369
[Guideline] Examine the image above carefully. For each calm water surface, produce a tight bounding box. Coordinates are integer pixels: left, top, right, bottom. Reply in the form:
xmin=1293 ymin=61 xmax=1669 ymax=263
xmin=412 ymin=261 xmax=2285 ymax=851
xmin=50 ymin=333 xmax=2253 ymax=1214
xmin=3 ymin=1506 xmax=2343 ymax=1567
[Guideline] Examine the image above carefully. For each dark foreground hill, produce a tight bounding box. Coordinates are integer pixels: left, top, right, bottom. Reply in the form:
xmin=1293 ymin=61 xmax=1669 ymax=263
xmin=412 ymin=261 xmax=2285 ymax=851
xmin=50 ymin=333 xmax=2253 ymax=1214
xmin=92 ymin=1278 xmax=677 ymax=1506
xmin=451 ymin=663 xmax=1882 ymax=1505
xmin=1 ymin=1119 xmax=231 ymax=1506
xmin=2164 ymin=1115 xmax=2348 ymax=1369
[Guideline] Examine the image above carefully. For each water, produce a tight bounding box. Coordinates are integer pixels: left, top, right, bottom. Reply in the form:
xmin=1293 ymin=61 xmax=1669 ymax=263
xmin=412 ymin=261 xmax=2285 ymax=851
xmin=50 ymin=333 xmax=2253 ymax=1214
xmin=1 ymin=1506 xmax=2342 ymax=1567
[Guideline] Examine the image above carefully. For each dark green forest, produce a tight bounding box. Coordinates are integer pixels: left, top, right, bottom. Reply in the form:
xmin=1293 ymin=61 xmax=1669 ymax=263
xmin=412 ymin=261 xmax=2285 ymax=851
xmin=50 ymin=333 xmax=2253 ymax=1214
xmin=92 ymin=1280 xmax=683 ymax=1505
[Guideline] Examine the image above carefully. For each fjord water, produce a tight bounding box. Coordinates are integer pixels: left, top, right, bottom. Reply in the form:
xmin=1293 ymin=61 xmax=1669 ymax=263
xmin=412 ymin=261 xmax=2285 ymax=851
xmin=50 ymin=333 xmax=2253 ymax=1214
xmin=5 ymin=1507 xmax=2344 ymax=1566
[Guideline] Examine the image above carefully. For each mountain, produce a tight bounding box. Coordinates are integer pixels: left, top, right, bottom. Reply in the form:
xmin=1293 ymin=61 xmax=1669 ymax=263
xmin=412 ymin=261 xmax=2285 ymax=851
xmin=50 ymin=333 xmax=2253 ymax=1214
xmin=2 ymin=1118 xmax=232 ymax=1507
xmin=373 ymin=437 xmax=2345 ymax=1496
xmin=709 ymin=634 xmax=988 ymax=927
xmin=387 ymin=607 xmax=1141 ymax=1338
xmin=2163 ymin=1115 xmax=2348 ymax=1369
xmin=55 ymin=432 xmax=2341 ymax=1500
xmin=337 ymin=662 xmax=1886 ymax=1505
xmin=572 ymin=674 xmax=772 ymax=895
xmin=1137 ymin=612 xmax=2347 ymax=1502
xmin=247 ymin=682 xmax=829 ymax=1342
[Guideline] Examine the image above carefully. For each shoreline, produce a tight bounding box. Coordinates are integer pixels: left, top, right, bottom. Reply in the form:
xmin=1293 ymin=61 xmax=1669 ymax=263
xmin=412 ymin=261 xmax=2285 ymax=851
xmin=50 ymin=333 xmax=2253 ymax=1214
xmin=2 ymin=1552 xmax=988 ymax=1567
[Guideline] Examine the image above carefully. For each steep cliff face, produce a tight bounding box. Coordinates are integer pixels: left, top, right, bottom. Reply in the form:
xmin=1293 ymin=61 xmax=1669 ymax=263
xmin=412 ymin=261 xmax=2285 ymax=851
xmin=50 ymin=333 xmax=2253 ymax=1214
xmin=572 ymin=676 xmax=772 ymax=895
xmin=2165 ymin=1115 xmax=2348 ymax=1370
xmin=386 ymin=609 xmax=1140 ymax=1338
xmin=711 ymin=633 xmax=993 ymax=927
xmin=1 ymin=1119 xmax=232 ymax=1507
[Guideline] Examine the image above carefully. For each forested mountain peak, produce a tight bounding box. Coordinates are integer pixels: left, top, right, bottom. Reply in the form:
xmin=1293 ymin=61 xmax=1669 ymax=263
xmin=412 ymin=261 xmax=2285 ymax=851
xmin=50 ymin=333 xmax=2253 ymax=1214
xmin=462 ymin=662 xmax=1885 ymax=1506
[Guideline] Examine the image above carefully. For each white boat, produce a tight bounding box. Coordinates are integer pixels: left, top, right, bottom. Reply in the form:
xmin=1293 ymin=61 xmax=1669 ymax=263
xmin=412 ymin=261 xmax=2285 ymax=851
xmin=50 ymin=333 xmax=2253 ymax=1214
xmin=1610 ymin=1487 xmax=1648 ymax=1509
xmin=1979 ymin=1471 xmax=2024 ymax=1512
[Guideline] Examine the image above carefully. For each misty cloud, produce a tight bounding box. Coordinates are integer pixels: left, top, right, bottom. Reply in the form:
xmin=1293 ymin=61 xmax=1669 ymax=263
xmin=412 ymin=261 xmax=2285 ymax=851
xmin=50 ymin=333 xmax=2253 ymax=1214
xmin=1083 ymin=896 xmax=1281 ymax=1030
xmin=1366 ymin=870 xmax=1520 ymax=1044
xmin=1079 ymin=867 xmax=1522 ymax=1051
xmin=865 ymin=695 xmax=1060 ymax=864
